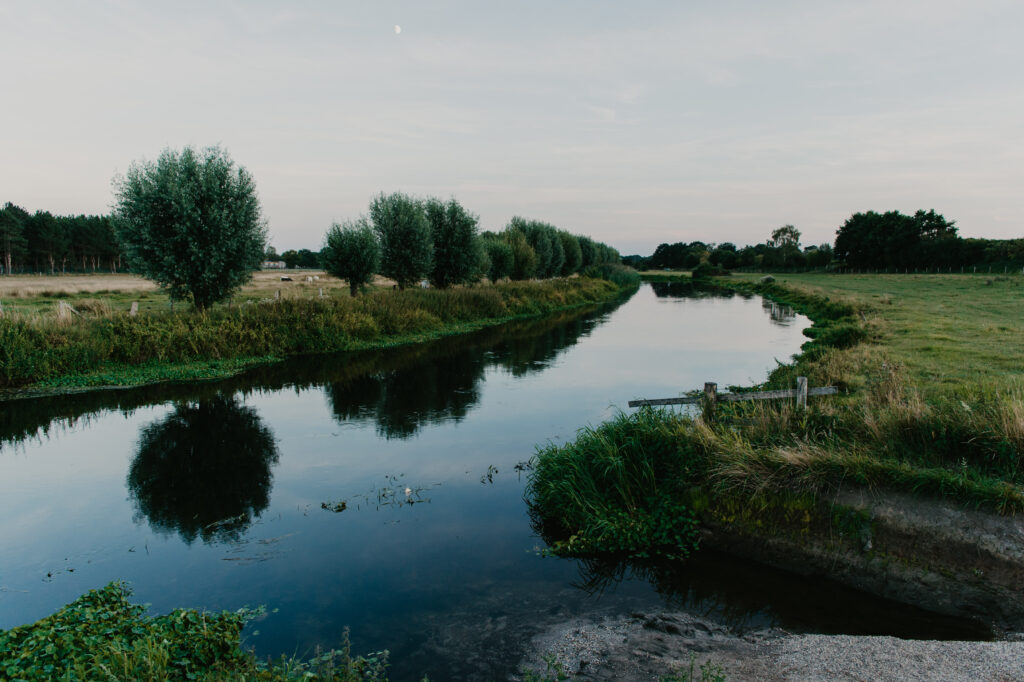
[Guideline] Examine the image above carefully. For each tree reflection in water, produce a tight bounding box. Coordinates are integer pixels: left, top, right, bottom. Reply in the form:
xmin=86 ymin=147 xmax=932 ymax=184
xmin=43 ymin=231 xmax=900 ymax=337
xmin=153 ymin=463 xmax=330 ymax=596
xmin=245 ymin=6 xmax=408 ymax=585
xmin=127 ymin=395 xmax=279 ymax=544
xmin=325 ymin=309 xmax=608 ymax=440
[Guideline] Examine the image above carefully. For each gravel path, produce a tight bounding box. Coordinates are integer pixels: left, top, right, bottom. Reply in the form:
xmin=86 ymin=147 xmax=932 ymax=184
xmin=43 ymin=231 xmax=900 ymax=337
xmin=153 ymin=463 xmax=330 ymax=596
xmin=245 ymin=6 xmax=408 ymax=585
xmin=518 ymin=612 xmax=1024 ymax=681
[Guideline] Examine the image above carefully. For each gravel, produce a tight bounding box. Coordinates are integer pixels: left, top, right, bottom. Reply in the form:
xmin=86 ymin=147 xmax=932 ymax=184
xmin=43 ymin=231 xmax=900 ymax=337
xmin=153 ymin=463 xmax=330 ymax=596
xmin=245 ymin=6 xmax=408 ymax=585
xmin=517 ymin=611 xmax=1024 ymax=681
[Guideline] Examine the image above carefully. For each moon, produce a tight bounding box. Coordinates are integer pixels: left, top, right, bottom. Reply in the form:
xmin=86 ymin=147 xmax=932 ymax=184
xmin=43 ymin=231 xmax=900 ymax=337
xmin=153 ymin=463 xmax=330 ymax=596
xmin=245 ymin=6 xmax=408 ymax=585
xmin=394 ymin=24 xmax=401 ymax=35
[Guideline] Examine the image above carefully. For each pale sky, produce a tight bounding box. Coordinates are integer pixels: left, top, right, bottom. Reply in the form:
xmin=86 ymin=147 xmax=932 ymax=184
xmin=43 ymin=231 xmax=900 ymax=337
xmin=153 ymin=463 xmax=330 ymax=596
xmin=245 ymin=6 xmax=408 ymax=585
xmin=2 ymin=0 xmax=1022 ymax=255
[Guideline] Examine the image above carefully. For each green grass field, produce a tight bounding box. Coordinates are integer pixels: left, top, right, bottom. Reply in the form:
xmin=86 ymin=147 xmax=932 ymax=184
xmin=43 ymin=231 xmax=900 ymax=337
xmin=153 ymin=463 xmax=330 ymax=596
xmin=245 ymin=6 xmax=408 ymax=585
xmin=730 ymin=272 xmax=1024 ymax=390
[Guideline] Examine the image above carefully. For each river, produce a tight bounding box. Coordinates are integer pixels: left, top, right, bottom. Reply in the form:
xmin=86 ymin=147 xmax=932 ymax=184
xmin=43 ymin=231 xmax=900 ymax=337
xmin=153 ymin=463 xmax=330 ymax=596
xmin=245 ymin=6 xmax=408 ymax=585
xmin=0 ymin=283 xmax=987 ymax=680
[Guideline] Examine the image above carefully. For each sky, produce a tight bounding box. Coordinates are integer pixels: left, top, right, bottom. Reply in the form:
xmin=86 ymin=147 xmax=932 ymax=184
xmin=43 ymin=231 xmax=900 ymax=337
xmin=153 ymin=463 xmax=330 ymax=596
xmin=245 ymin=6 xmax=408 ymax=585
xmin=2 ymin=0 xmax=1022 ymax=255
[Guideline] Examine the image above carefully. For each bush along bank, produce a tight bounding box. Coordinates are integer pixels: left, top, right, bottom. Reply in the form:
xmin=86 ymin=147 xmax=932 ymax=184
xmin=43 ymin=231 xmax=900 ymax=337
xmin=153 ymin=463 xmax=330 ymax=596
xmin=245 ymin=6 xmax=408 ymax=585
xmin=0 ymin=275 xmax=634 ymax=390
xmin=527 ymin=276 xmax=1024 ymax=628
xmin=0 ymin=582 xmax=395 ymax=681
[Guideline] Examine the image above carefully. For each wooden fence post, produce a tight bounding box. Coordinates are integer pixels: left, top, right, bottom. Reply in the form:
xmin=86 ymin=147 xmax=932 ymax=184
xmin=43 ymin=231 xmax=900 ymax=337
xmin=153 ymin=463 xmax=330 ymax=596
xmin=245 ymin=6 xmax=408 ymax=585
xmin=129 ymin=302 xmax=138 ymax=317
xmin=702 ymin=382 xmax=717 ymax=422
xmin=796 ymin=376 xmax=808 ymax=409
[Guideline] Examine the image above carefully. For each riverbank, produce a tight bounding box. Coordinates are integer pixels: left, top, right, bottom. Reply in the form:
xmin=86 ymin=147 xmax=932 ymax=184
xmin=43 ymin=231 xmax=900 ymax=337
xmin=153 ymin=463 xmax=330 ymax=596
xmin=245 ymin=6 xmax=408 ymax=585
xmin=519 ymin=610 xmax=1024 ymax=681
xmin=0 ymin=274 xmax=635 ymax=391
xmin=526 ymin=271 xmax=1024 ymax=629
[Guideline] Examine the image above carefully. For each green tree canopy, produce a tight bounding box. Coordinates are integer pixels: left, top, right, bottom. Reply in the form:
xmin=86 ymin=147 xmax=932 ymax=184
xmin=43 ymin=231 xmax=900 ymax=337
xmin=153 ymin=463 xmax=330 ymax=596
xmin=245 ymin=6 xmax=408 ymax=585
xmin=558 ymin=231 xmax=583 ymax=275
xmin=369 ymin=192 xmax=433 ymax=289
xmin=322 ymin=217 xmax=381 ymax=296
xmin=425 ymin=197 xmax=480 ymax=288
xmin=113 ymin=145 xmax=266 ymax=310
xmin=504 ymin=226 xmax=538 ymax=280
xmin=482 ymin=236 xmax=514 ymax=282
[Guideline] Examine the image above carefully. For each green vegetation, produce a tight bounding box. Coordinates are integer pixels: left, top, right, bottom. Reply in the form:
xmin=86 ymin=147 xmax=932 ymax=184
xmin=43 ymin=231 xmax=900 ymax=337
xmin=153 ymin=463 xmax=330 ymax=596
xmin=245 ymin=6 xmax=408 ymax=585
xmin=528 ymin=408 xmax=701 ymax=559
xmin=0 ymin=277 xmax=630 ymax=389
xmin=528 ymin=272 xmax=1024 ymax=561
xmin=425 ymin=197 xmax=481 ymax=288
xmin=322 ymin=218 xmax=381 ymax=296
xmin=0 ymin=582 xmax=394 ymax=681
xmin=114 ymin=145 xmax=267 ymax=311
xmin=634 ymin=209 xmax=1023 ymax=273
xmin=369 ymin=192 xmax=434 ymax=290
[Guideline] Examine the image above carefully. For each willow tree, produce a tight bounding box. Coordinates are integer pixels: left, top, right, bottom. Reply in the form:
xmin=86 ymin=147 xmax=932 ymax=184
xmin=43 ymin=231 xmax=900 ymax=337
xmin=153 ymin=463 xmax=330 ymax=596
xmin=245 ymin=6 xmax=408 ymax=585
xmin=425 ymin=197 xmax=480 ymax=288
xmin=113 ymin=146 xmax=266 ymax=311
xmin=369 ymin=192 xmax=433 ymax=289
xmin=322 ymin=217 xmax=381 ymax=296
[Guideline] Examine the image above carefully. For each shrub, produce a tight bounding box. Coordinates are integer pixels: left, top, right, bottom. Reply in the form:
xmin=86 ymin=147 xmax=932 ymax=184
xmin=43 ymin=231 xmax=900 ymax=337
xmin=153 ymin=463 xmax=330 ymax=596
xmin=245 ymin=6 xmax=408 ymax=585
xmin=322 ymin=218 xmax=381 ymax=296
xmin=113 ymin=145 xmax=266 ymax=311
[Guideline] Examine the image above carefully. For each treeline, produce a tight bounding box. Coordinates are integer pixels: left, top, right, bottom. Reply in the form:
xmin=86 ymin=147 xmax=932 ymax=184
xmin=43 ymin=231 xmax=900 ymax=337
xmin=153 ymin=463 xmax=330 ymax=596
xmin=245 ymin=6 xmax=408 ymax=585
xmin=0 ymin=202 xmax=123 ymax=275
xmin=634 ymin=210 xmax=1024 ymax=272
xmin=322 ymin=192 xmax=621 ymax=295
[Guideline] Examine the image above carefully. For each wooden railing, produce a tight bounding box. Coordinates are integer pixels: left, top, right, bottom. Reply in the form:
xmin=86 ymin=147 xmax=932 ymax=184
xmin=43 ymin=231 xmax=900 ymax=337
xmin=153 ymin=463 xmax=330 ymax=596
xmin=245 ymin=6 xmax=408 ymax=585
xmin=628 ymin=377 xmax=837 ymax=410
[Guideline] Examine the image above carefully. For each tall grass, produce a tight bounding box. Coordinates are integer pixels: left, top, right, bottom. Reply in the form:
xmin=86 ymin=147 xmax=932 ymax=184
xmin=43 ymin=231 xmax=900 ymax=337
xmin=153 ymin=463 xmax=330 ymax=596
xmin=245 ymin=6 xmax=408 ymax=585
xmin=0 ymin=277 xmax=624 ymax=388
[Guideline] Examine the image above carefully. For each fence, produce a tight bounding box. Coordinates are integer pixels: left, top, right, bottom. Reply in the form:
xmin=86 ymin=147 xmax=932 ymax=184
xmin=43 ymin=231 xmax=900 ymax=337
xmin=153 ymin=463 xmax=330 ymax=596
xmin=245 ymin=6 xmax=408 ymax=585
xmin=628 ymin=377 xmax=836 ymax=410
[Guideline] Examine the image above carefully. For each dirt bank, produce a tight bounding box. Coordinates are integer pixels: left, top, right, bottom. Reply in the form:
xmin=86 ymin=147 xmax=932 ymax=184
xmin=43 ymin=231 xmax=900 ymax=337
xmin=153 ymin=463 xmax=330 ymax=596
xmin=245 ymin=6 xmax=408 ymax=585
xmin=694 ymin=486 xmax=1024 ymax=632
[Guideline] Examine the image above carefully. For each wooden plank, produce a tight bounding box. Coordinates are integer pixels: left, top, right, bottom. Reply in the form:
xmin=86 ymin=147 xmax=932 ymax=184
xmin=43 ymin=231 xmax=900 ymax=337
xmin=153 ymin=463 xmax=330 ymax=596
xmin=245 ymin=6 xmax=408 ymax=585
xmin=717 ymin=389 xmax=796 ymax=402
xmin=628 ymin=385 xmax=837 ymax=408
xmin=627 ymin=396 xmax=701 ymax=407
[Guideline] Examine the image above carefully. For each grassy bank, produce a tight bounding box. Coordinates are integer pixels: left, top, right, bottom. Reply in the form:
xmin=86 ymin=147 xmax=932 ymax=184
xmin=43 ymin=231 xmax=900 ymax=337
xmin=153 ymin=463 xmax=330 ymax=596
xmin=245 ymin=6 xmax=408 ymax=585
xmin=527 ymin=272 xmax=1024 ymax=559
xmin=0 ymin=582 xmax=399 ymax=681
xmin=0 ymin=275 xmax=632 ymax=389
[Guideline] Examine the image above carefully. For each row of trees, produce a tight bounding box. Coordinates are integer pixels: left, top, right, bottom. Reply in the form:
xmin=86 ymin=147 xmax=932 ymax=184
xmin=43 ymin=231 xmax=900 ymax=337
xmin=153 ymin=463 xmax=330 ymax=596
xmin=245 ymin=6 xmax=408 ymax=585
xmin=644 ymin=226 xmax=833 ymax=272
xmin=641 ymin=210 xmax=1023 ymax=273
xmin=0 ymin=203 xmax=122 ymax=275
xmin=322 ymin=192 xmax=621 ymax=295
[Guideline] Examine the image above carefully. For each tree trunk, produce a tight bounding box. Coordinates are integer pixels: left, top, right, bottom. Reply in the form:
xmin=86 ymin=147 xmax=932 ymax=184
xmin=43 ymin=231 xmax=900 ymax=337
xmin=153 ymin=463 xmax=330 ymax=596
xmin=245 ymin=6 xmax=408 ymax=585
xmin=350 ymin=281 xmax=358 ymax=297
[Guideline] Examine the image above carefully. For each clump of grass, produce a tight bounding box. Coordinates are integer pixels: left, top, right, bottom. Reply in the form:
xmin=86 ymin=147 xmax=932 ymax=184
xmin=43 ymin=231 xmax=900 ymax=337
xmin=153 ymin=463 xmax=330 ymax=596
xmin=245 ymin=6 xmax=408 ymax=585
xmin=527 ymin=408 xmax=702 ymax=559
xmin=0 ymin=581 xmax=393 ymax=681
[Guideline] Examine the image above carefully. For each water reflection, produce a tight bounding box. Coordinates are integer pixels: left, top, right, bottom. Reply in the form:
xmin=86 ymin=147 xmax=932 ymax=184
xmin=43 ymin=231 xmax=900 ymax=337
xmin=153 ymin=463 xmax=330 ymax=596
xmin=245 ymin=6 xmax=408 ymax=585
xmin=569 ymin=553 xmax=993 ymax=640
xmin=762 ymin=299 xmax=796 ymax=325
xmin=127 ymin=395 xmax=279 ymax=544
xmin=649 ymin=281 xmax=795 ymax=328
xmin=0 ymin=302 xmax=620 ymax=450
xmin=327 ymin=346 xmax=485 ymax=440
xmin=324 ymin=308 xmax=612 ymax=439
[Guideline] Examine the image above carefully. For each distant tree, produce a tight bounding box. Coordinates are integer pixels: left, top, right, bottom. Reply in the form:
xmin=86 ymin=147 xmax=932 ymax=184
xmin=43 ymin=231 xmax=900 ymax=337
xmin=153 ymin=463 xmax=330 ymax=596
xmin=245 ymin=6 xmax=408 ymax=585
xmin=369 ymin=192 xmax=433 ymax=289
xmin=804 ymin=244 xmax=833 ymax=268
xmin=26 ymin=211 xmax=68 ymax=274
xmin=281 ymin=249 xmax=301 ymax=269
xmin=425 ymin=197 xmax=480 ymax=288
xmin=577 ymin=235 xmax=598 ymax=268
xmin=482 ymin=236 xmax=514 ymax=282
xmin=264 ymin=246 xmax=279 ymax=261
xmin=767 ymin=225 xmax=801 ymax=267
xmin=114 ymin=145 xmax=266 ymax=310
xmin=710 ymin=242 xmax=738 ymax=269
xmin=297 ymin=248 xmax=318 ymax=268
xmin=322 ymin=217 xmax=381 ymax=296
xmin=504 ymin=227 xmax=538 ymax=280
xmin=834 ymin=210 xmax=959 ymax=270
xmin=0 ymin=203 xmax=28 ymax=275
xmin=558 ymin=231 xmax=583 ymax=275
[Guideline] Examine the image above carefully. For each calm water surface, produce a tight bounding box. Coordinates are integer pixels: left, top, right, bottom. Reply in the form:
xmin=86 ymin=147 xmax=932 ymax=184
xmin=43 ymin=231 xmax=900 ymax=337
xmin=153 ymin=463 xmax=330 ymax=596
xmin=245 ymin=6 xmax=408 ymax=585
xmin=0 ymin=285 xmax=987 ymax=680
